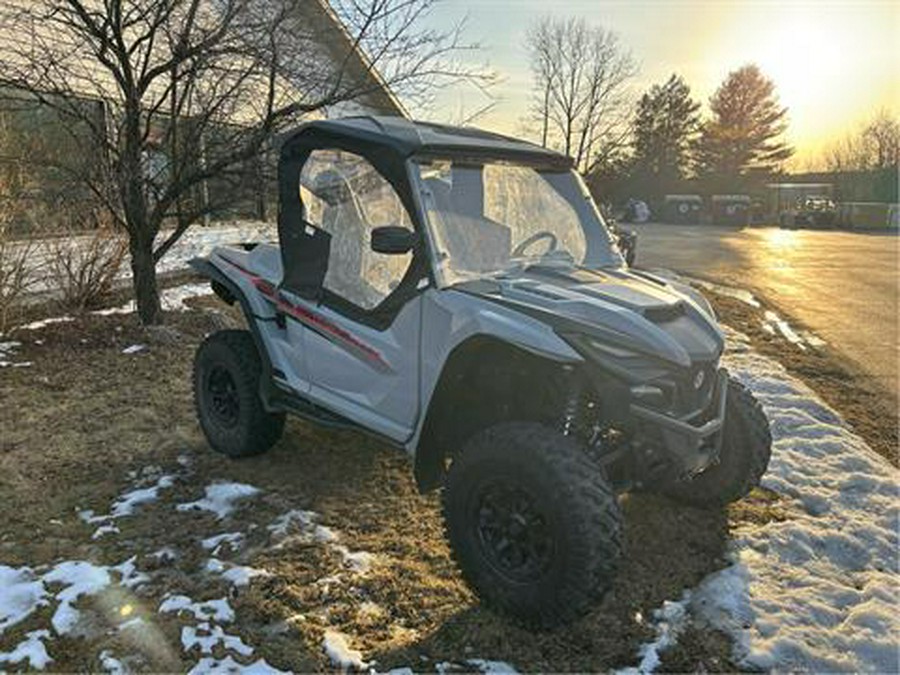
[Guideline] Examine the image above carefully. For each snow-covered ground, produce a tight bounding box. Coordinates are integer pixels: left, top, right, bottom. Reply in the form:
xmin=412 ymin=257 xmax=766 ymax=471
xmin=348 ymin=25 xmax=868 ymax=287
xmin=14 ymin=220 xmax=275 ymax=297
xmin=629 ymin=326 xmax=898 ymax=673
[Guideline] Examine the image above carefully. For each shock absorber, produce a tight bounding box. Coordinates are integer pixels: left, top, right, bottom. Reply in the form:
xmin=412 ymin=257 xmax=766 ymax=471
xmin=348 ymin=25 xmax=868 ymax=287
xmin=561 ymin=366 xmax=582 ymax=437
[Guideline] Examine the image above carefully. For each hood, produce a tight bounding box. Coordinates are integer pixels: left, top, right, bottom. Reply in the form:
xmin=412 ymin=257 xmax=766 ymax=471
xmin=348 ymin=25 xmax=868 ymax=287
xmin=456 ymin=266 xmax=724 ymax=368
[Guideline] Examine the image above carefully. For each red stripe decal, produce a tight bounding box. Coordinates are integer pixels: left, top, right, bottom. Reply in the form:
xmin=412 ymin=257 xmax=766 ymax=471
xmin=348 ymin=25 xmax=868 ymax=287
xmin=219 ymin=257 xmax=389 ymax=370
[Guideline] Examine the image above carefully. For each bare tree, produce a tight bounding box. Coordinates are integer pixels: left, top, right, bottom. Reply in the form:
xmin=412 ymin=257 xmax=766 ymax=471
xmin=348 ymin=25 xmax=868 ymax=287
xmin=0 ymin=0 xmax=488 ymax=325
xmin=825 ymin=110 xmax=900 ymax=172
xmin=525 ymin=16 xmax=637 ymax=173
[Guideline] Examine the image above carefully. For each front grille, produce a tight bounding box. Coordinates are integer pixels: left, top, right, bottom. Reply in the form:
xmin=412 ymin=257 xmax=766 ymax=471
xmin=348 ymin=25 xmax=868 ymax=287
xmin=673 ymin=362 xmax=716 ymax=415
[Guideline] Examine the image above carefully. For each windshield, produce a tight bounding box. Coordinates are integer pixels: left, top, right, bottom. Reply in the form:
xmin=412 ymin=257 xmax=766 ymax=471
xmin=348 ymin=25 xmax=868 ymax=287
xmin=413 ymin=158 xmax=622 ymax=285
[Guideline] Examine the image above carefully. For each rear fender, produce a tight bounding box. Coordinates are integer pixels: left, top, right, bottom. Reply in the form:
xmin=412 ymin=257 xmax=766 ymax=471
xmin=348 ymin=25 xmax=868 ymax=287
xmin=189 ymin=256 xmax=280 ymax=409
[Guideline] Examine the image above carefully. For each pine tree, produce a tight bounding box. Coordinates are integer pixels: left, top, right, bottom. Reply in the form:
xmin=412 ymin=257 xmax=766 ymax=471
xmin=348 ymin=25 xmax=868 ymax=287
xmin=696 ymin=64 xmax=793 ymax=183
xmin=631 ymin=74 xmax=701 ymax=197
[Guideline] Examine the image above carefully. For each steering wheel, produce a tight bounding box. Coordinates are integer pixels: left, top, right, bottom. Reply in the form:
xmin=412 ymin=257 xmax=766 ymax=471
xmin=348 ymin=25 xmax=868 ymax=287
xmin=511 ymin=231 xmax=559 ymax=258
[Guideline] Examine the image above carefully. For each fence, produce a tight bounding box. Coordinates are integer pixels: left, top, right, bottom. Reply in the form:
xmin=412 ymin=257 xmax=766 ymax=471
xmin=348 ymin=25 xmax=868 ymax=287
xmin=836 ymin=202 xmax=900 ymax=230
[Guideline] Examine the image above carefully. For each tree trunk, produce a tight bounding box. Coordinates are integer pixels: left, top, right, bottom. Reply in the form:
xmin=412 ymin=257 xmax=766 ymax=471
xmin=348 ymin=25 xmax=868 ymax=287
xmin=130 ymin=232 xmax=162 ymax=325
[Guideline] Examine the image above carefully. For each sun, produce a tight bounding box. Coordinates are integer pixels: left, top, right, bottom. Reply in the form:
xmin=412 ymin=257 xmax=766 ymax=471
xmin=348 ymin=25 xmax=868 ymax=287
xmin=754 ymin=13 xmax=848 ymax=116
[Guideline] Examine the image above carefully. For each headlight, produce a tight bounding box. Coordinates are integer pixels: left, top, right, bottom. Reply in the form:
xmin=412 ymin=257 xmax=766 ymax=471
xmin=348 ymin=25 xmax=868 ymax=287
xmin=561 ymin=332 xmax=675 ymax=384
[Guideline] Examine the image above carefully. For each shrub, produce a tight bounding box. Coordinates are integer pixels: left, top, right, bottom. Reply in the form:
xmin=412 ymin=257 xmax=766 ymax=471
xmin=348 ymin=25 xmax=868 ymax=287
xmin=0 ymin=211 xmax=36 ymax=332
xmin=42 ymin=208 xmax=127 ymax=314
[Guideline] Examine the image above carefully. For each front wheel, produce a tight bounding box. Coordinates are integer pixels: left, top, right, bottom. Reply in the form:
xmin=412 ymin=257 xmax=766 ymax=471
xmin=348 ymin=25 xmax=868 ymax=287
xmin=661 ymin=378 xmax=772 ymax=508
xmin=442 ymin=422 xmax=622 ymax=628
xmin=193 ymin=330 xmax=285 ymax=458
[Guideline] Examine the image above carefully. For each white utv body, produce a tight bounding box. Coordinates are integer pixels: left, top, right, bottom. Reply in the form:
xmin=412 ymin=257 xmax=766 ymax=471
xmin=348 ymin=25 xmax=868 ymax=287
xmin=191 ymin=117 xmax=772 ymax=627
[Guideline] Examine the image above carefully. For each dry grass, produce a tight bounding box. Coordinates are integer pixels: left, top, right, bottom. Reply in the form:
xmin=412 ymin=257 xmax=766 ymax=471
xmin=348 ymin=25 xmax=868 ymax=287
xmin=0 ymin=299 xmax=751 ymax=672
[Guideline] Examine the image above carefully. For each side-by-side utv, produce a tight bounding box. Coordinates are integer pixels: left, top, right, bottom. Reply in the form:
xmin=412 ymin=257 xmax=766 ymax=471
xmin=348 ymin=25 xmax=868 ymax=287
xmin=191 ymin=117 xmax=771 ymax=627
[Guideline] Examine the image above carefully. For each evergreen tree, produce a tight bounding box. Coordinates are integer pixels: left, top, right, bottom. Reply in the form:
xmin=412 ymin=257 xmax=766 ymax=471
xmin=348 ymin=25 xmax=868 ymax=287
xmin=631 ymin=74 xmax=701 ymax=195
xmin=696 ymin=64 xmax=793 ymax=183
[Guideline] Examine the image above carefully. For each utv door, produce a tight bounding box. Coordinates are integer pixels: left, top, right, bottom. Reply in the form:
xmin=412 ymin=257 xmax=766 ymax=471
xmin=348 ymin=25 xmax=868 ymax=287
xmin=282 ymin=148 xmax=424 ymax=442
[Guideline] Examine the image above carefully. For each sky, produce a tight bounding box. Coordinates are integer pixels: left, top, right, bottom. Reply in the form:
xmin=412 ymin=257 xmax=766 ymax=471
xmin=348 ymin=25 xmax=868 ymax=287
xmin=419 ymin=0 xmax=900 ymax=170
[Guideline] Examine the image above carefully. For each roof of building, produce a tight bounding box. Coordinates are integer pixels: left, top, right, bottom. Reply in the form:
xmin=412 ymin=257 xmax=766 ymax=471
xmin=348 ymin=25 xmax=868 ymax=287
xmin=282 ymin=116 xmax=573 ymax=168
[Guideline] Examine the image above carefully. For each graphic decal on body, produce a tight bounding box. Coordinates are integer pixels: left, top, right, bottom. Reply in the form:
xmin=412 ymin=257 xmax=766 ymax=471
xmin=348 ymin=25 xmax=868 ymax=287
xmin=220 ymin=257 xmax=391 ymax=373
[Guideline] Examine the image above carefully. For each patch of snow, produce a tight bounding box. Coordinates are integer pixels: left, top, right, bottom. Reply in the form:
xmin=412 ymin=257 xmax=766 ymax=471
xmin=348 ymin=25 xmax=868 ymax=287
xmin=159 ymin=595 xmax=235 ymax=624
xmin=0 ymin=340 xmax=21 ymax=353
xmin=467 ymin=660 xmax=520 ymax=674
xmin=150 ymin=547 xmax=178 ymax=563
xmin=11 ymin=316 xmax=74 ymax=333
xmin=96 ymin=282 xmax=214 ymax=315
xmin=187 ymin=655 xmax=287 ymax=675
xmin=268 ymin=509 xmax=337 ymax=544
xmin=685 ymin=330 xmax=900 ymax=673
xmin=112 ymin=557 xmax=149 ymax=589
xmin=222 ymin=565 xmax=270 ymax=588
xmin=0 ymin=340 xmax=32 ymax=367
xmin=0 ymin=629 xmax=52 ymax=670
xmin=204 ymin=558 xmax=226 ymax=574
xmin=84 ymin=475 xmax=175 ymax=526
xmin=204 ymin=557 xmax=270 ymax=588
xmin=683 ymin=276 xmax=761 ymax=308
xmin=334 ymin=546 xmax=375 ymax=575
xmin=201 ymin=532 xmax=244 ymax=553
xmin=100 ymin=649 xmax=128 ymax=674
xmin=761 ymin=310 xmax=807 ymax=349
xmin=322 ymin=629 xmax=369 ymax=672
xmin=0 ymin=566 xmax=47 ymax=633
xmin=121 ymin=344 xmax=147 ymax=355
xmin=43 ymin=561 xmax=112 ymax=635
xmin=91 ymin=523 xmax=121 ymax=539
xmin=617 ymin=596 xmax=690 ymax=674
xmin=182 ymin=622 xmax=254 ymax=656
xmin=177 ymin=482 xmax=261 ymax=519
xmin=110 ymin=476 xmax=175 ymax=516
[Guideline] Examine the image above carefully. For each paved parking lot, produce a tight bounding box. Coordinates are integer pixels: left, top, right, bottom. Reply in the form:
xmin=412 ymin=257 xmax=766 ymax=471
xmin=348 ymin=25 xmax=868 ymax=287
xmin=629 ymin=223 xmax=898 ymax=400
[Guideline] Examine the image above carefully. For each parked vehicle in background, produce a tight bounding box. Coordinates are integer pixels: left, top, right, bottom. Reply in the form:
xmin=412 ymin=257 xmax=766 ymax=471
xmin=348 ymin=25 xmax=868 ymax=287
xmin=608 ymin=220 xmax=637 ymax=265
xmin=767 ymin=182 xmax=834 ymax=223
xmin=711 ymin=194 xmax=751 ymax=226
xmin=621 ymin=198 xmax=651 ymax=223
xmin=663 ymin=194 xmax=703 ymax=224
xmin=190 ymin=117 xmax=771 ymax=628
xmin=780 ymin=196 xmax=837 ymax=228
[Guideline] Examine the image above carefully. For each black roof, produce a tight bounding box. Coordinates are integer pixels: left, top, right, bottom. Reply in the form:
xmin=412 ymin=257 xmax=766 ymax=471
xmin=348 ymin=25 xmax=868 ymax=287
xmin=282 ymin=116 xmax=573 ymax=169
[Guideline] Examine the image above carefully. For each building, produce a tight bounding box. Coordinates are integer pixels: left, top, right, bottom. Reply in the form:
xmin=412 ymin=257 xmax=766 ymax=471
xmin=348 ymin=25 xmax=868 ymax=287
xmin=0 ymin=0 xmax=406 ymax=230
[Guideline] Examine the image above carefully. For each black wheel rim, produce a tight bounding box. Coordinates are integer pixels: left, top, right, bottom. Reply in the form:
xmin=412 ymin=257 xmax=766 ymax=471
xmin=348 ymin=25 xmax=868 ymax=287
xmin=206 ymin=365 xmax=240 ymax=428
xmin=473 ymin=481 xmax=554 ymax=584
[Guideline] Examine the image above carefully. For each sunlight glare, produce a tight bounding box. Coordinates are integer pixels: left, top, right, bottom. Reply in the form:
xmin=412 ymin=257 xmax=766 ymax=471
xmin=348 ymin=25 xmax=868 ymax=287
xmin=754 ymin=14 xmax=847 ymax=115
xmin=762 ymin=228 xmax=801 ymax=253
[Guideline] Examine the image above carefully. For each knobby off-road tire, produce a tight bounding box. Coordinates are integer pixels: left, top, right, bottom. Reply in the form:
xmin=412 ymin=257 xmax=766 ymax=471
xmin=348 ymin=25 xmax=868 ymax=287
xmin=194 ymin=329 xmax=285 ymax=458
xmin=662 ymin=378 xmax=772 ymax=508
xmin=442 ymin=422 xmax=622 ymax=628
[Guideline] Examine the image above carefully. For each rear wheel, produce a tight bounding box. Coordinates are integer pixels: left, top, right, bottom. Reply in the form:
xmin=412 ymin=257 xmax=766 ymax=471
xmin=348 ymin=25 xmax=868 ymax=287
xmin=442 ymin=422 xmax=622 ymax=628
xmin=194 ymin=330 xmax=285 ymax=457
xmin=661 ymin=378 xmax=771 ymax=507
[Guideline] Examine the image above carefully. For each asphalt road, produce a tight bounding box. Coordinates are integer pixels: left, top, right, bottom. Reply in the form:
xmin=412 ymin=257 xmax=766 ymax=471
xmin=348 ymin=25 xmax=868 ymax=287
xmin=629 ymin=222 xmax=899 ymax=400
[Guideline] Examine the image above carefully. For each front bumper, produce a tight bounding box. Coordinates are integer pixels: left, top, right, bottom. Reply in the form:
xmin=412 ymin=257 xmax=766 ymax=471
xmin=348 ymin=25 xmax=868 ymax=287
xmin=629 ymin=369 xmax=728 ymax=476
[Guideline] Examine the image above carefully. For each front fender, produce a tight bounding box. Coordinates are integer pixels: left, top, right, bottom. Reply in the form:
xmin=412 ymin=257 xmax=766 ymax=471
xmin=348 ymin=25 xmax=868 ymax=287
xmin=406 ymin=288 xmax=582 ymax=458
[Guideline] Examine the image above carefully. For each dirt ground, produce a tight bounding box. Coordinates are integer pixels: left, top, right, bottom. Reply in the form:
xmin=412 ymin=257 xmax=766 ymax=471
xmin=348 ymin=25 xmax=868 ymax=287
xmin=0 ymin=291 xmax=795 ymax=673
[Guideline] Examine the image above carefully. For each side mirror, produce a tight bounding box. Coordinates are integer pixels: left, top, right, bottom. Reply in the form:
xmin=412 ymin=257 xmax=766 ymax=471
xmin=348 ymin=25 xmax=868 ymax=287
xmin=371 ymin=226 xmax=417 ymax=255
